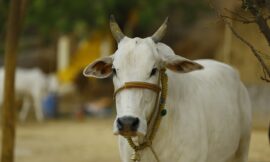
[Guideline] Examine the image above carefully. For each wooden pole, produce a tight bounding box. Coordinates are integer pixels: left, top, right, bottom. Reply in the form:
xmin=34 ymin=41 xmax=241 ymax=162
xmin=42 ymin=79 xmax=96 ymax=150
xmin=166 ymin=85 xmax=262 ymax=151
xmin=1 ymin=0 xmax=26 ymax=162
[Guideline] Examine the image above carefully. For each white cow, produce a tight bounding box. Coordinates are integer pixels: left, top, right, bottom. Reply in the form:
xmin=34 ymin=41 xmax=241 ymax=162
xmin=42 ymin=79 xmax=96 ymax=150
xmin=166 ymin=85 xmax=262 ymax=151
xmin=0 ymin=68 xmax=57 ymax=122
xmin=83 ymin=17 xmax=252 ymax=162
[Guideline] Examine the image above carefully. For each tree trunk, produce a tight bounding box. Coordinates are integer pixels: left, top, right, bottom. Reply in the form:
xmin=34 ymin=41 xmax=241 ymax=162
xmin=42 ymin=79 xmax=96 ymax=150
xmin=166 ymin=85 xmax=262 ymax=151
xmin=1 ymin=0 xmax=26 ymax=162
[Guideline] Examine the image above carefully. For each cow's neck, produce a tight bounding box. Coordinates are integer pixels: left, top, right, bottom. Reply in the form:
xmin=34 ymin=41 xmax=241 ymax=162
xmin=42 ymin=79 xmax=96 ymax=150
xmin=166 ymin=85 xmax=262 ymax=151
xmin=145 ymin=72 xmax=182 ymax=159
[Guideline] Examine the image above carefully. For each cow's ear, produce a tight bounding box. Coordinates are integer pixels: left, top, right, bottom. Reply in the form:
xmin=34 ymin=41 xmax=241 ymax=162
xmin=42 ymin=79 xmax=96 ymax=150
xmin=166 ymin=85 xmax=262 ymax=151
xmin=83 ymin=55 xmax=114 ymax=78
xmin=156 ymin=43 xmax=203 ymax=73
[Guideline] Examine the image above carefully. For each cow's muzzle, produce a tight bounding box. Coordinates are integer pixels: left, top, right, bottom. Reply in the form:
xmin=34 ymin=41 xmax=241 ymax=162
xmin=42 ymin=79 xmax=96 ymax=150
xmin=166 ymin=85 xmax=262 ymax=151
xmin=116 ymin=116 xmax=139 ymax=137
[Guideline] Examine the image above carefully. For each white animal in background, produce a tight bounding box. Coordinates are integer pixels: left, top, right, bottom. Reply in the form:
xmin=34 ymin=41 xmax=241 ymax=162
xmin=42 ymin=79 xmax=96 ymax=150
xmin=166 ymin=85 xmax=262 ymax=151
xmin=0 ymin=68 xmax=58 ymax=122
xmin=47 ymin=73 xmax=59 ymax=94
xmin=83 ymin=16 xmax=252 ymax=162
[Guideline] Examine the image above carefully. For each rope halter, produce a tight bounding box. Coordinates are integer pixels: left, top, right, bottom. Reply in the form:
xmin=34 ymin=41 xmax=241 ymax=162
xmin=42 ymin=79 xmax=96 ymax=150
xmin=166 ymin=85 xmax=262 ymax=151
xmin=113 ymin=68 xmax=168 ymax=162
xmin=114 ymin=82 xmax=161 ymax=99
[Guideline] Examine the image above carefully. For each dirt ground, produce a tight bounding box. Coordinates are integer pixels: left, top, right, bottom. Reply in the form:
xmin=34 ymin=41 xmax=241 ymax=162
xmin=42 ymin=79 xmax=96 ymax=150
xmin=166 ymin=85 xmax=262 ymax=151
xmin=0 ymin=118 xmax=269 ymax=162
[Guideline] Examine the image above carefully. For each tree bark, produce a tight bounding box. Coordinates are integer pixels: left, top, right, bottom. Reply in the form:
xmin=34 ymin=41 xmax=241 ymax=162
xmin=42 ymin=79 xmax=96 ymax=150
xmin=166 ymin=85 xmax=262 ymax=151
xmin=1 ymin=0 xmax=26 ymax=162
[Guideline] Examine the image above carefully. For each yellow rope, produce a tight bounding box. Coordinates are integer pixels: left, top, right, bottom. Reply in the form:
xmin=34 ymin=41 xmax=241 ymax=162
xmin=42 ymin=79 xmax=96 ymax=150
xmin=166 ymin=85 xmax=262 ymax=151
xmin=126 ymin=68 xmax=168 ymax=162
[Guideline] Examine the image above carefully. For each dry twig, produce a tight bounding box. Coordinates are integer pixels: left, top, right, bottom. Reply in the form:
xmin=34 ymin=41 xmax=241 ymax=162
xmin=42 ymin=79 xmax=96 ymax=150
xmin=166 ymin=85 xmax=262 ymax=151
xmin=242 ymin=0 xmax=270 ymax=45
xmin=210 ymin=0 xmax=270 ymax=82
xmin=221 ymin=18 xmax=270 ymax=82
xmin=221 ymin=15 xmax=256 ymax=24
xmin=224 ymin=8 xmax=256 ymax=23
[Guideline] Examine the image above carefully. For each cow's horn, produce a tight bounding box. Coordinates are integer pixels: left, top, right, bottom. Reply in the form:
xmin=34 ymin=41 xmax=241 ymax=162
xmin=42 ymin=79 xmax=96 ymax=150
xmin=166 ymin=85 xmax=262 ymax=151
xmin=151 ymin=17 xmax=168 ymax=43
xmin=110 ymin=15 xmax=125 ymax=43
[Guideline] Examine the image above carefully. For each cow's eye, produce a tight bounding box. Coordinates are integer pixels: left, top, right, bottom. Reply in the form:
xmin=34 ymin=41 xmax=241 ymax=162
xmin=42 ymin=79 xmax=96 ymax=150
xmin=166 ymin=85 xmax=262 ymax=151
xmin=112 ymin=68 xmax=117 ymax=76
xmin=150 ymin=68 xmax=158 ymax=77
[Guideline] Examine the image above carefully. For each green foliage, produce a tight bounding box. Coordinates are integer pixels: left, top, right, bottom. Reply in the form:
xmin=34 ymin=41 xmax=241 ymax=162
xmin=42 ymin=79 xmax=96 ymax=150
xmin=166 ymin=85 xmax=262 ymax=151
xmin=0 ymin=0 xmax=211 ymax=42
xmin=26 ymin=0 xmax=97 ymax=35
xmin=137 ymin=0 xmax=211 ymax=31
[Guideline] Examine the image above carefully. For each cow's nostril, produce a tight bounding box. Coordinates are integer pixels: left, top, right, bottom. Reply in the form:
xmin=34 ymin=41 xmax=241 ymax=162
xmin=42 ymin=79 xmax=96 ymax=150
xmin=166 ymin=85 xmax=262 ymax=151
xmin=117 ymin=118 xmax=123 ymax=131
xmin=131 ymin=118 xmax=139 ymax=131
xmin=117 ymin=116 xmax=140 ymax=132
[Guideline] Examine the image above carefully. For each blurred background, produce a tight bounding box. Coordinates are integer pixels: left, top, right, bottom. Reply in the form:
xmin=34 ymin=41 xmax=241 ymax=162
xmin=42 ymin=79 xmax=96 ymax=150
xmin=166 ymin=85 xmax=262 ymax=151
xmin=0 ymin=0 xmax=269 ymax=162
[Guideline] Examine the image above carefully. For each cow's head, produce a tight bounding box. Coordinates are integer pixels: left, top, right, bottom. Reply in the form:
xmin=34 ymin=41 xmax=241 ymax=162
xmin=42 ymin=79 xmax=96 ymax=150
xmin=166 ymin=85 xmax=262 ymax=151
xmin=83 ymin=16 xmax=203 ymax=137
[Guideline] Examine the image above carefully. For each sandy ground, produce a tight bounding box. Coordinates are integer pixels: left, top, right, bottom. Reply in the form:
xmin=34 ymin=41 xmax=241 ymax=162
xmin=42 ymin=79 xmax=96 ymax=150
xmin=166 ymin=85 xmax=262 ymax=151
xmin=0 ymin=118 xmax=269 ymax=162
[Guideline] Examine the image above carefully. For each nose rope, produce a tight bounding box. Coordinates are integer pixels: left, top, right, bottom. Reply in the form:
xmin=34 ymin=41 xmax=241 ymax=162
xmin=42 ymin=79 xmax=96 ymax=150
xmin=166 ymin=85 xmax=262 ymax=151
xmin=114 ymin=69 xmax=168 ymax=162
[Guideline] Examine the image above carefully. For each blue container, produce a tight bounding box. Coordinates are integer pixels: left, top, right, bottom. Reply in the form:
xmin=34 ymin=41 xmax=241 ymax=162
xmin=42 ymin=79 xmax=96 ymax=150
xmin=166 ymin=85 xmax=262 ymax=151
xmin=42 ymin=93 xmax=58 ymax=118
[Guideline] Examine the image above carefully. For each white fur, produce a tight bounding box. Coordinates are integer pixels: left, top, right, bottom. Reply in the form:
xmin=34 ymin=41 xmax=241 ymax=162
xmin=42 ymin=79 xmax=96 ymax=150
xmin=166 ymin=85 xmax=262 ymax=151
xmin=84 ymin=37 xmax=252 ymax=162
xmin=0 ymin=68 xmax=58 ymax=122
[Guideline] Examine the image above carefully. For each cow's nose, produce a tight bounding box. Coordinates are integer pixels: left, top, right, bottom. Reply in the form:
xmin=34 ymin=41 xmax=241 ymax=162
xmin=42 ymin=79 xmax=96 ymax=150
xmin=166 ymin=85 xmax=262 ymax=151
xmin=117 ymin=116 xmax=139 ymax=132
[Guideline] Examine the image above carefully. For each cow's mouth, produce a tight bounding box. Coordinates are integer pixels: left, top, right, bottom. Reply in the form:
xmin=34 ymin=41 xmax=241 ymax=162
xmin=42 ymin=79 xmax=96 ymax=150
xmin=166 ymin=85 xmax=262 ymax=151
xmin=114 ymin=130 xmax=145 ymax=137
xmin=119 ymin=130 xmax=138 ymax=137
